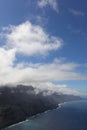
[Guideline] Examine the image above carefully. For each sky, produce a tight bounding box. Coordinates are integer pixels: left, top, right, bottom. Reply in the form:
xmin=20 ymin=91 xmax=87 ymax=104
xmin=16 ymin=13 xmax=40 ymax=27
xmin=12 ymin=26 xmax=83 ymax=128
xmin=0 ymin=0 xmax=87 ymax=96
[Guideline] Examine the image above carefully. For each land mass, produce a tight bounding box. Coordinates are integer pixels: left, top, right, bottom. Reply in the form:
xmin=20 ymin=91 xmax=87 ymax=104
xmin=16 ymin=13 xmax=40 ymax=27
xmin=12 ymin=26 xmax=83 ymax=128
xmin=0 ymin=85 xmax=81 ymax=129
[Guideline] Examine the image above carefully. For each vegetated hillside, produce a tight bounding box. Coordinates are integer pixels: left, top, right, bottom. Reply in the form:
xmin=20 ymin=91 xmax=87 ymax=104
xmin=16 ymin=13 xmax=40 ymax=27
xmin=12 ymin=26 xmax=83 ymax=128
xmin=0 ymin=85 xmax=81 ymax=129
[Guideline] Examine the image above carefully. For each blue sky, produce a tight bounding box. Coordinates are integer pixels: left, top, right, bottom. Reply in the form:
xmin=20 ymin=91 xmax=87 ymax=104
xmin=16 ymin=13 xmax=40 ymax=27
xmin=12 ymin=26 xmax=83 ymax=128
xmin=0 ymin=0 xmax=87 ymax=96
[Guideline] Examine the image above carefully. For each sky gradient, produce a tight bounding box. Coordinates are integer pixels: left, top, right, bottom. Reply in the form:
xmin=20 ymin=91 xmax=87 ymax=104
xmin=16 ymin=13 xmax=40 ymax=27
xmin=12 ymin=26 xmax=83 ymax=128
xmin=0 ymin=0 xmax=87 ymax=96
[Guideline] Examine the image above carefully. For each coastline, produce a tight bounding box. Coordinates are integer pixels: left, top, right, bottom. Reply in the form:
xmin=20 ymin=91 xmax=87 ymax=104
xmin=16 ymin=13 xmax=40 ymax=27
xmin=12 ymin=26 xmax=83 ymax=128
xmin=2 ymin=100 xmax=82 ymax=130
xmin=3 ymin=101 xmax=69 ymax=130
xmin=2 ymin=105 xmax=59 ymax=130
xmin=2 ymin=104 xmax=60 ymax=130
xmin=58 ymin=101 xmax=67 ymax=108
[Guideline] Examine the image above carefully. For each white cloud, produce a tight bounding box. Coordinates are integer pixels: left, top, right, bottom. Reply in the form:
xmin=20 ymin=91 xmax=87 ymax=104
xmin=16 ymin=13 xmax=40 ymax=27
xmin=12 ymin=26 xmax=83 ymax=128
xmin=15 ymin=60 xmax=86 ymax=84
xmin=31 ymin=82 xmax=82 ymax=96
xmin=0 ymin=48 xmax=16 ymax=67
xmin=0 ymin=21 xmax=87 ymax=96
xmin=3 ymin=21 xmax=62 ymax=56
xmin=0 ymin=57 xmax=86 ymax=86
xmin=0 ymin=47 xmax=17 ymax=84
xmin=69 ymin=8 xmax=85 ymax=16
xmin=37 ymin=0 xmax=58 ymax=13
xmin=0 ymin=51 xmax=84 ymax=95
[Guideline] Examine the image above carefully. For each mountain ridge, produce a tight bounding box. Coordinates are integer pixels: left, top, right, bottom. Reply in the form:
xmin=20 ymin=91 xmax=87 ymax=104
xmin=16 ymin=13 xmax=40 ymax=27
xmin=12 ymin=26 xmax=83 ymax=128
xmin=0 ymin=84 xmax=81 ymax=129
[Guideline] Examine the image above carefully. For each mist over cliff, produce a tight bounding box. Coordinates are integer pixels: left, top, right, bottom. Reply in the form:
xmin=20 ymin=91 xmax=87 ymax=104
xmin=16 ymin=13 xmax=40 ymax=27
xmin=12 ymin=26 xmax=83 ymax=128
xmin=0 ymin=84 xmax=81 ymax=129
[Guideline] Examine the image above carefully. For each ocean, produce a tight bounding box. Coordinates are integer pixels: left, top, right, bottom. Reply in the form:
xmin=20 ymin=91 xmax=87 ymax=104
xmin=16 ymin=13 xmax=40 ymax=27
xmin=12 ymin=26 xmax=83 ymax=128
xmin=4 ymin=100 xmax=87 ymax=130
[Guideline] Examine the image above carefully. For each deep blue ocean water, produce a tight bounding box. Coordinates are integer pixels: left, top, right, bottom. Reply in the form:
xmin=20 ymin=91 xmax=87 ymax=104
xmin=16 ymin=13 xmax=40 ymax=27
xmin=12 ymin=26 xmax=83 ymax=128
xmin=4 ymin=100 xmax=87 ymax=130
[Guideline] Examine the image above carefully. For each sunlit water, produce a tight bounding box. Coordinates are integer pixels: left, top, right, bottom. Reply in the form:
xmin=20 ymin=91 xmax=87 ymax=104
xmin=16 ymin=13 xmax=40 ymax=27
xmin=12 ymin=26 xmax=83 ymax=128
xmin=4 ymin=100 xmax=87 ymax=130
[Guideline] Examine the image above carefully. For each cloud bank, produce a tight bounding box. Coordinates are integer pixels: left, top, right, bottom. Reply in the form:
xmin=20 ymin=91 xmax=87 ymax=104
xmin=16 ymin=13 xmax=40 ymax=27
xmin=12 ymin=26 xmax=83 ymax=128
xmin=0 ymin=21 xmax=86 ymax=95
xmin=32 ymin=82 xmax=82 ymax=96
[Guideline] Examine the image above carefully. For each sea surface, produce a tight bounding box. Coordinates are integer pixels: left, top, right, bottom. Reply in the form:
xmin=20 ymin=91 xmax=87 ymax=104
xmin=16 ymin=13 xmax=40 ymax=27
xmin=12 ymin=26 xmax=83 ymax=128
xmin=4 ymin=100 xmax=87 ymax=130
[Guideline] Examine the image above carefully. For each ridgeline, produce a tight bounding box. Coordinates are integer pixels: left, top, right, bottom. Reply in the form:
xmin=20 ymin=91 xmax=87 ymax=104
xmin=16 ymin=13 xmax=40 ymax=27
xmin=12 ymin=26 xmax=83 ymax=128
xmin=0 ymin=85 xmax=81 ymax=129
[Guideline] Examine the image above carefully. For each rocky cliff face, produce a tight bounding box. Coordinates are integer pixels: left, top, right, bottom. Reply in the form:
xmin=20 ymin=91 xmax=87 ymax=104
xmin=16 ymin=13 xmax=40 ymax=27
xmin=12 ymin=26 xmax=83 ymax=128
xmin=0 ymin=85 xmax=81 ymax=129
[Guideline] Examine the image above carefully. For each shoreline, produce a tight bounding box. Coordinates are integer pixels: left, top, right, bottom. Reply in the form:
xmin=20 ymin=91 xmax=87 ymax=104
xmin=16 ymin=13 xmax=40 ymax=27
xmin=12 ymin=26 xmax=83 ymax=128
xmin=2 ymin=104 xmax=60 ymax=130
xmin=2 ymin=100 xmax=81 ymax=130
xmin=2 ymin=105 xmax=59 ymax=130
